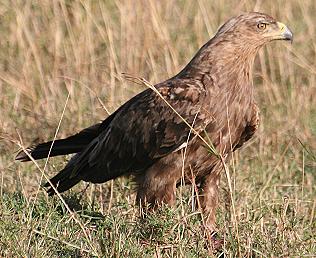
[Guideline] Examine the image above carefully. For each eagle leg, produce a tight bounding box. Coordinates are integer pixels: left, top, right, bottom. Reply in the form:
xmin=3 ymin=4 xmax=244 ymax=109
xmin=198 ymin=163 xmax=222 ymax=246
xmin=135 ymin=161 xmax=181 ymax=207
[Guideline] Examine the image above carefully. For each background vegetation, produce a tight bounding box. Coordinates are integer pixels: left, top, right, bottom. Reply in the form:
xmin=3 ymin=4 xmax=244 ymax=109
xmin=0 ymin=0 xmax=315 ymax=257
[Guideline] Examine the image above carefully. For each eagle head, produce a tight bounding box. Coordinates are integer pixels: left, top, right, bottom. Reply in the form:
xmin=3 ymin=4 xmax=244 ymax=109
xmin=216 ymin=12 xmax=293 ymax=47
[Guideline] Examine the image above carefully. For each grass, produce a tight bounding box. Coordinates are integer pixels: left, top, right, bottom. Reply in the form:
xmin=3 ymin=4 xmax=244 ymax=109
xmin=0 ymin=0 xmax=315 ymax=257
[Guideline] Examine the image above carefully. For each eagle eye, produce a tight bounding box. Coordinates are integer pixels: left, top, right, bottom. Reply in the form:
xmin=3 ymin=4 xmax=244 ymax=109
xmin=257 ymin=22 xmax=267 ymax=30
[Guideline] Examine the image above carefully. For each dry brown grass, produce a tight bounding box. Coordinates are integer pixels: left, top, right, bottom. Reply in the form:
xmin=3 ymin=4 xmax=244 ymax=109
xmin=0 ymin=0 xmax=315 ymax=257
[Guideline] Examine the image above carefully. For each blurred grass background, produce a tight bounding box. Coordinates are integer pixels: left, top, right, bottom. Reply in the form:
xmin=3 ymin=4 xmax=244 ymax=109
xmin=0 ymin=0 xmax=315 ymax=257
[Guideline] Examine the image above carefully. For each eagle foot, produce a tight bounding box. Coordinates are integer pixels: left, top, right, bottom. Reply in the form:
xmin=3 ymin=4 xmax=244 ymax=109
xmin=210 ymin=231 xmax=224 ymax=250
xmin=203 ymin=229 xmax=224 ymax=252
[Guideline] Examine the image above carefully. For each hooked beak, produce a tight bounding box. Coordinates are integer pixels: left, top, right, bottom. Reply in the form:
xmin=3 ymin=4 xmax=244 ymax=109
xmin=275 ymin=22 xmax=293 ymax=42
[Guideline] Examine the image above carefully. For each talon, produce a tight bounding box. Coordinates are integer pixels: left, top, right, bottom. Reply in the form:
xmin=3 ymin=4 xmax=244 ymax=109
xmin=210 ymin=234 xmax=224 ymax=251
xmin=206 ymin=230 xmax=224 ymax=251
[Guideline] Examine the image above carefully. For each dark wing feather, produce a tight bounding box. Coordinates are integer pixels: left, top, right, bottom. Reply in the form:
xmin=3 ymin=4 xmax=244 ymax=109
xmin=15 ymin=111 xmax=117 ymax=161
xmin=45 ymin=79 xmax=209 ymax=194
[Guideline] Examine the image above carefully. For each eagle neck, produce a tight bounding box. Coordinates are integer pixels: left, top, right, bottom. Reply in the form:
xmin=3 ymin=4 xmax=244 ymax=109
xmin=177 ymin=43 xmax=258 ymax=95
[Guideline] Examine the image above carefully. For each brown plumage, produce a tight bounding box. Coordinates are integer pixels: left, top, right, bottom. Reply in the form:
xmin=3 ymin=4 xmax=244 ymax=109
xmin=16 ymin=12 xmax=292 ymax=235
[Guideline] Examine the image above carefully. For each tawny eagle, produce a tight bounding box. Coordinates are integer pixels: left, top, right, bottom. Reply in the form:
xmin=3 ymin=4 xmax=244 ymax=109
xmin=16 ymin=12 xmax=292 ymax=233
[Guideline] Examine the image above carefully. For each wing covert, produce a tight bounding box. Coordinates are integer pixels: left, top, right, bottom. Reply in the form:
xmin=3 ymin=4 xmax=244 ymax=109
xmin=72 ymin=79 xmax=210 ymax=182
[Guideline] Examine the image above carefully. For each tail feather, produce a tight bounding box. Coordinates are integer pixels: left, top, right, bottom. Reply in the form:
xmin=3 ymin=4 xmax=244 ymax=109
xmin=15 ymin=122 xmax=103 ymax=162
xmin=44 ymin=140 xmax=100 ymax=195
xmin=15 ymin=140 xmax=86 ymax=162
xmin=16 ymin=112 xmax=118 ymax=162
xmin=43 ymin=165 xmax=82 ymax=196
xmin=16 ymin=112 xmax=119 ymax=195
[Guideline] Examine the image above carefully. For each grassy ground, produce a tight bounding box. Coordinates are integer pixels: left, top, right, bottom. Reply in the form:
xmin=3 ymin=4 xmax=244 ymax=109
xmin=0 ymin=0 xmax=315 ymax=257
